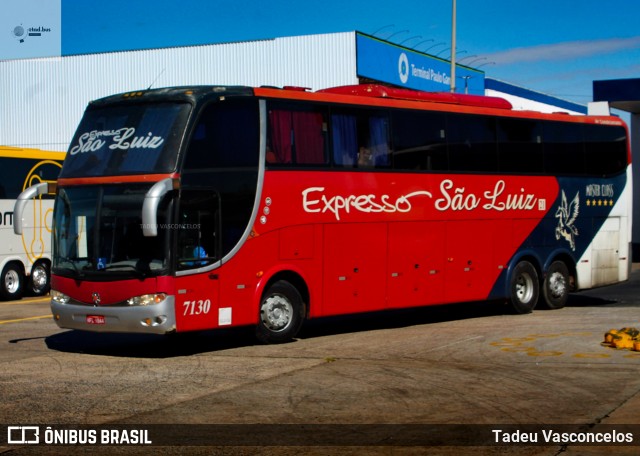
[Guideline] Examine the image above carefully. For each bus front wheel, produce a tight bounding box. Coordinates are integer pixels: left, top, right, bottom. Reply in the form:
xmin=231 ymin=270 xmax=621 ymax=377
xmin=542 ymin=261 xmax=570 ymax=310
xmin=0 ymin=263 xmax=24 ymax=301
xmin=509 ymin=261 xmax=539 ymax=314
xmin=28 ymin=261 xmax=50 ymax=297
xmin=256 ymin=280 xmax=305 ymax=344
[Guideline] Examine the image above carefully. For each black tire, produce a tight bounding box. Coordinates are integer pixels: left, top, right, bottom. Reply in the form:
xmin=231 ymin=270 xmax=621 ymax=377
xmin=0 ymin=263 xmax=24 ymax=301
xmin=27 ymin=261 xmax=50 ymax=297
xmin=256 ymin=280 xmax=305 ymax=344
xmin=541 ymin=261 xmax=570 ymax=310
xmin=508 ymin=261 xmax=539 ymax=314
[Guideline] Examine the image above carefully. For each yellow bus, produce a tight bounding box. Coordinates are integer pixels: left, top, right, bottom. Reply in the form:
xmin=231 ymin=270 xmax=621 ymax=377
xmin=0 ymin=146 xmax=64 ymax=300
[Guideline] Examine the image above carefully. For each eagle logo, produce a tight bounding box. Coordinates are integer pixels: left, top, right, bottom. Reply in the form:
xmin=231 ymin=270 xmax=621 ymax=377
xmin=555 ymin=190 xmax=580 ymax=251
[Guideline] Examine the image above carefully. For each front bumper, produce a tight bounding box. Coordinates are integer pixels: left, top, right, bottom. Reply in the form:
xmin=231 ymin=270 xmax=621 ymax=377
xmin=50 ymin=295 xmax=177 ymax=335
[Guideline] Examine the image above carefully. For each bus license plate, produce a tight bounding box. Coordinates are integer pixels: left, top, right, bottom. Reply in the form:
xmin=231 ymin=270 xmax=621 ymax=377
xmin=86 ymin=315 xmax=106 ymax=325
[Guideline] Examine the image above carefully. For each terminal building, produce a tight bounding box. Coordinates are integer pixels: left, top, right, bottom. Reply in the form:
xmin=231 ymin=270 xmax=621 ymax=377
xmin=0 ymin=30 xmax=636 ymax=251
xmin=593 ymin=78 xmax=640 ymax=256
xmin=1 ymin=31 xmax=587 ymax=152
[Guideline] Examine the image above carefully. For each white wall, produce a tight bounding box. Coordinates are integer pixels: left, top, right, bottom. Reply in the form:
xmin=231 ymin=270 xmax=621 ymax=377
xmin=485 ymin=89 xmax=585 ymax=115
xmin=0 ymin=32 xmax=358 ymax=152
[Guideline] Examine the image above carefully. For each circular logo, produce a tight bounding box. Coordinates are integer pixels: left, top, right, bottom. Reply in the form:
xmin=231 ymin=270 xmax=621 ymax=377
xmin=398 ymin=53 xmax=409 ymax=84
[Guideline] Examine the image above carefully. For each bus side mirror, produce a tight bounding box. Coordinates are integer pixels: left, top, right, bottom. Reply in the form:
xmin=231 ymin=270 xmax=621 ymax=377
xmin=142 ymin=178 xmax=178 ymax=237
xmin=14 ymin=182 xmax=54 ymax=235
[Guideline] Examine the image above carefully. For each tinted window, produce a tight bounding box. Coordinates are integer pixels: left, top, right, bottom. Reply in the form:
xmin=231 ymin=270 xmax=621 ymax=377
xmin=447 ymin=114 xmax=497 ymax=172
xmin=497 ymin=118 xmax=543 ymax=173
xmin=543 ymin=121 xmax=585 ymax=175
xmin=584 ymin=124 xmax=627 ymax=176
xmin=392 ymin=111 xmax=447 ymax=171
xmin=62 ymin=102 xmax=190 ymax=177
xmin=182 ymin=99 xmax=260 ymax=259
xmin=177 ymin=189 xmax=220 ymax=270
xmin=0 ymin=157 xmax=61 ymax=199
xmin=184 ymin=99 xmax=259 ymax=169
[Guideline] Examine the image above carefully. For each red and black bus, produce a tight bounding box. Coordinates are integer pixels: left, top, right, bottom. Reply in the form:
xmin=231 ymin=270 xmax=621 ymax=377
xmin=16 ymin=84 xmax=630 ymax=342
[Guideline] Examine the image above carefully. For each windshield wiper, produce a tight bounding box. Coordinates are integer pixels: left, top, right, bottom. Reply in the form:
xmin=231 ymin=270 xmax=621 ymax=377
xmin=55 ymin=256 xmax=86 ymax=277
xmin=103 ymin=263 xmax=148 ymax=278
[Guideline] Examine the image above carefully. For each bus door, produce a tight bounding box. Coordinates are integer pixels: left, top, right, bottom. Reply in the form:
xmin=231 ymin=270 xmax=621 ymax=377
xmin=388 ymin=221 xmax=445 ymax=308
xmin=591 ymin=216 xmax=628 ymax=286
xmin=174 ymin=189 xmax=221 ymax=332
xmin=322 ymin=223 xmax=387 ymax=315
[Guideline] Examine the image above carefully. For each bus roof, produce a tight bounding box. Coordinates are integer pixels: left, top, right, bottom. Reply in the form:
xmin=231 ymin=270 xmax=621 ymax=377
xmin=317 ymin=84 xmax=514 ymax=110
xmin=87 ymin=84 xmax=626 ymax=128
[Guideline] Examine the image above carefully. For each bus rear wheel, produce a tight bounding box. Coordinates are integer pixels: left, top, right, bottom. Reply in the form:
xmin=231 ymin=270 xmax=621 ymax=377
xmin=28 ymin=261 xmax=50 ymax=297
xmin=0 ymin=263 xmax=24 ymax=301
xmin=542 ymin=261 xmax=570 ymax=310
xmin=508 ymin=261 xmax=539 ymax=314
xmin=256 ymin=280 xmax=305 ymax=344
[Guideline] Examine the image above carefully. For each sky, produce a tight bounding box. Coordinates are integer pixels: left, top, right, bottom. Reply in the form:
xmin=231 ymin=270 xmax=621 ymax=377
xmin=4 ymin=0 xmax=640 ymax=108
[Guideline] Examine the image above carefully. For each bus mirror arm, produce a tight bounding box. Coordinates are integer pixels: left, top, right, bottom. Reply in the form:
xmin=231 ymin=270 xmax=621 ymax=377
xmin=13 ymin=182 xmax=52 ymax=235
xmin=142 ymin=178 xmax=177 ymax=237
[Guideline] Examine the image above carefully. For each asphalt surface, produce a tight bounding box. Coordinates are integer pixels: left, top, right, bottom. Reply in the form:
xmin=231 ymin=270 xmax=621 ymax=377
xmin=1 ymin=269 xmax=640 ymax=455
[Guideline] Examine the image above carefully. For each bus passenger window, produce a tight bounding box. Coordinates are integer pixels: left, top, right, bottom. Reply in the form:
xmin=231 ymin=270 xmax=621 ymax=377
xmin=497 ymin=118 xmax=543 ymax=173
xmin=331 ymin=114 xmax=358 ymax=167
xmin=267 ymin=105 xmax=327 ymax=165
xmin=331 ymin=110 xmax=391 ymax=169
xmin=584 ymin=124 xmax=627 ymax=176
xmin=447 ymin=114 xmax=497 ymax=172
xmin=543 ymin=122 xmax=585 ymax=175
xmin=392 ymin=110 xmax=447 ymax=171
xmin=365 ymin=116 xmax=391 ymax=168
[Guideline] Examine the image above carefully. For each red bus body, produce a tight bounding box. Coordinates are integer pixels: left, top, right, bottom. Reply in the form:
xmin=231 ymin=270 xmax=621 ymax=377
xmin=22 ymin=84 xmax=630 ymax=343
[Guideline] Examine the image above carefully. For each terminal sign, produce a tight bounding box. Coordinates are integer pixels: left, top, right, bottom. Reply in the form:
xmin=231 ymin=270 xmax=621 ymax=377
xmin=356 ymin=33 xmax=484 ymax=95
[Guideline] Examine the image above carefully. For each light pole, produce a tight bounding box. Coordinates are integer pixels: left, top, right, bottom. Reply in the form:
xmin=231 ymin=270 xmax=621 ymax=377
xmin=450 ymin=0 xmax=456 ymax=93
xmin=460 ymin=75 xmax=472 ymax=94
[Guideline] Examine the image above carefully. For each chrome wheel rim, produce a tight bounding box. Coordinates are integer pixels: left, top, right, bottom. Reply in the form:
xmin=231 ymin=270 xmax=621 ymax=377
xmin=4 ymin=270 xmax=20 ymax=294
xmin=515 ymin=273 xmax=534 ymax=304
xmin=31 ymin=265 xmax=48 ymax=291
xmin=548 ymin=272 xmax=566 ymax=299
xmin=260 ymin=294 xmax=293 ymax=332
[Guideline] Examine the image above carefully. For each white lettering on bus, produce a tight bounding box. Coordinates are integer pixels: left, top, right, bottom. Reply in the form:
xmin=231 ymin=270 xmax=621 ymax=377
xmin=109 ymin=128 xmax=164 ymax=150
xmin=482 ymin=180 xmax=538 ymax=211
xmin=435 ymin=179 xmax=538 ymax=212
xmin=301 ymin=187 xmax=432 ymax=221
xmin=586 ymin=183 xmax=615 ymax=198
xmin=69 ymin=128 xmax=164 ymax=155
xmin=435 ymin=180 xmax=481 ymax=211
xmin=302 ymin=179 xmax=542 ymax=220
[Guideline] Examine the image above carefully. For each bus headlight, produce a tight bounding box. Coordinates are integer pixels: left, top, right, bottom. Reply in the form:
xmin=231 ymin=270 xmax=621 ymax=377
xmin=51 ymin=290 xmax=70 ymax=304
xmin=126 ymin=293 xmax=167 ymax=306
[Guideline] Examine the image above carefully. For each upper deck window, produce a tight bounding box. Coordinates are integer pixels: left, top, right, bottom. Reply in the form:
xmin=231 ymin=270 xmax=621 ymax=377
xmin=330 ymin=108 xmax=391 ymax=169
xmin=266 ymin=103 xmax=328 ymax=166
xmin=61 ymin=102 xmax=191 ymax=178
xmin=184 ymin=99 xmax=259 ymax=169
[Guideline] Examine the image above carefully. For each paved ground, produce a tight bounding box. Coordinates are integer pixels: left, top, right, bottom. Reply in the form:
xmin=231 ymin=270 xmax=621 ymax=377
xmin=1 ymin=269 xmax=639 ymax=455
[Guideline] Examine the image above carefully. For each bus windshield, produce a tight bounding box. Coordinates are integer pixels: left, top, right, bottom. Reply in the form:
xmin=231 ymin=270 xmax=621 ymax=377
xmin=61 ymin=102 xmax=191 ymax=178
xmin=52 ymin=184 xmax=173 ymax=279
